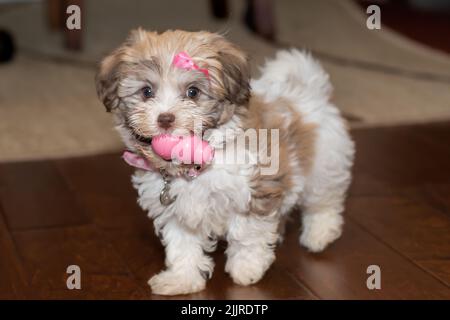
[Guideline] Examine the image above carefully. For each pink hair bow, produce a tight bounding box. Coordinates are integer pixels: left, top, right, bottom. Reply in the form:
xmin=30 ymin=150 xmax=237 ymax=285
xmin=172 ymin=51 xmax=209 ymax=78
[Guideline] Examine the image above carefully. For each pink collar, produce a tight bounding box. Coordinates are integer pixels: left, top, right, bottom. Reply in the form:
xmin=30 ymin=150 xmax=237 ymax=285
xmin=123 ymin=150 xmax=152 ymax=170
xmin=122 ymin=150 xmax=203 ymax=178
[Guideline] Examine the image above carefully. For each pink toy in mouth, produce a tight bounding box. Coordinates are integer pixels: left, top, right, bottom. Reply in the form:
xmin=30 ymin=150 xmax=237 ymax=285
xmin=151 ymin=134 xmax=214 ymax=165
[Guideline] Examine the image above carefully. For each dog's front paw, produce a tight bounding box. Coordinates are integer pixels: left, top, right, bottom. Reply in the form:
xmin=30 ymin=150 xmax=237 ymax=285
xmin=300 ymin=211 xmax=343 ymax=252
xmin=148 ymin=269 xmax=206 ymax=295
xmin=225 ymin=251 xmax=274 ymax=286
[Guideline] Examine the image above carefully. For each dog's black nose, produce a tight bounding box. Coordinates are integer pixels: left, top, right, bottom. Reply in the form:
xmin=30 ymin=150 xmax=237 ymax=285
xmin=157 ymin=113 xmax=175 ymax=129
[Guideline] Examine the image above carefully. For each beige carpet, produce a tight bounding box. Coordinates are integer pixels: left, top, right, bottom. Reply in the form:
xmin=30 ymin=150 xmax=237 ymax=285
xmin=278 ymin=1 xmax=450 ymax=128
xmin=1 ymin=0 xmax=450 ymax=161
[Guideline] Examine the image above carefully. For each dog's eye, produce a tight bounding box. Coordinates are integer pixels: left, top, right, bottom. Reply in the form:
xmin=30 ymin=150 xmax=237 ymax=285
xmin=141 ymin=86 xmax=154 ymax=99
xmin=186 ymin=86 xmax=200 ymax=99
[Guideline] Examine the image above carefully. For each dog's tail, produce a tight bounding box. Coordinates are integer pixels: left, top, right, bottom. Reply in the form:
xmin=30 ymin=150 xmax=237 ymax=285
xmin=251 ymin=49 xmax=332 ymax=113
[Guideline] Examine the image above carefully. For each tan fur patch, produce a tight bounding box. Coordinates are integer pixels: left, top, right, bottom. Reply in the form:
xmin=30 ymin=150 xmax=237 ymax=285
xmin=243 ymin=96 xmax=317 ymax=216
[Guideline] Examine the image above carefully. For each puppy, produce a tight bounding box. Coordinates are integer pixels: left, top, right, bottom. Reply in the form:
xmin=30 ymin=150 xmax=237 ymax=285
xmin=95 ymin=29 xmax=354 ymax=295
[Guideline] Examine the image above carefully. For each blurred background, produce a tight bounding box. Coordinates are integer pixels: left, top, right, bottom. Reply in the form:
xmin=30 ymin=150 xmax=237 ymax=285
xmin=0 ymin=0 xmax=450 ymax=162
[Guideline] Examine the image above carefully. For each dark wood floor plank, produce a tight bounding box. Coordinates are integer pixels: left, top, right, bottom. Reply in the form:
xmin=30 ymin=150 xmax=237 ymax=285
xmin=418 ymin=259 xmax=450 ymax=286
xmin=12 ymin=225 xmax=146 ymax=299
xmin=347 ymin=195 xmax=450 ymax=285
xmin=278 ymin=215 xmax=450 ymax=299
xmin=0 ymin=161 xmax=90 ymax=230
xmin=398 ymin=183 xmax=450 ymax=218
xmin=350 ymin=125 xmax=450 ymax=196
xmin=0 ymin=206 xmax=28 ymax=299
xmin=428 ymin=185 xmax=450 ymax=218
xmin=54 ymin=154 xmax=136 ymax=200
xmin=54 ymin=155 xmax=141 ymax=227
xmin=348 ymin=124 xmax=450 ymax=286
xmin=410 ymin=122 xmax=450 ymax=154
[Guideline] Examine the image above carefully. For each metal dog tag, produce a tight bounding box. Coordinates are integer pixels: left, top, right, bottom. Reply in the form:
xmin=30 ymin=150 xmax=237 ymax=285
xmin=160 ymin=181 xmax=176 ymax=206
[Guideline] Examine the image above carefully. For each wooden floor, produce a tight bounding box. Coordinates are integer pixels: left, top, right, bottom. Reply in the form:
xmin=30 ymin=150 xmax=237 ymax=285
xmin=1 ymin=122 xmax=450 ymax=300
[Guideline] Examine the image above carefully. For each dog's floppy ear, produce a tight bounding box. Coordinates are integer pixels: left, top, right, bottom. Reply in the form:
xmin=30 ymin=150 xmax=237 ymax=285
xmin=95 ymin=28 xmax=148 ymax=112
xmin=211 ymin=35 xmax=251 ymax=106
xmin=95 ymin=48 xmax=123 ymax=112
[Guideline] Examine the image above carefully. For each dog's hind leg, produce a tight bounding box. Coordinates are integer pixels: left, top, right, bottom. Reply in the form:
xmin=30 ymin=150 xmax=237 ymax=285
xmin=299 ymin=203 xmax=345 ymax=253
xmin=298 ymin=117 xmax=354 ymax=253
xmin=225 ymin=212 xmax=279 ymax=286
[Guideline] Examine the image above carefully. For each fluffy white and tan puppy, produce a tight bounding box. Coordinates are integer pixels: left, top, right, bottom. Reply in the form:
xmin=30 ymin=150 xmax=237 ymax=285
xmin=95 ymin=29 xmax=354 ymax=295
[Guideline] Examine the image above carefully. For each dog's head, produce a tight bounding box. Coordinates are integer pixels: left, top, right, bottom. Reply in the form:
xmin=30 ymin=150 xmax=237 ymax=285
xmin=96 ymin=29 xmax=250 ymax=167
